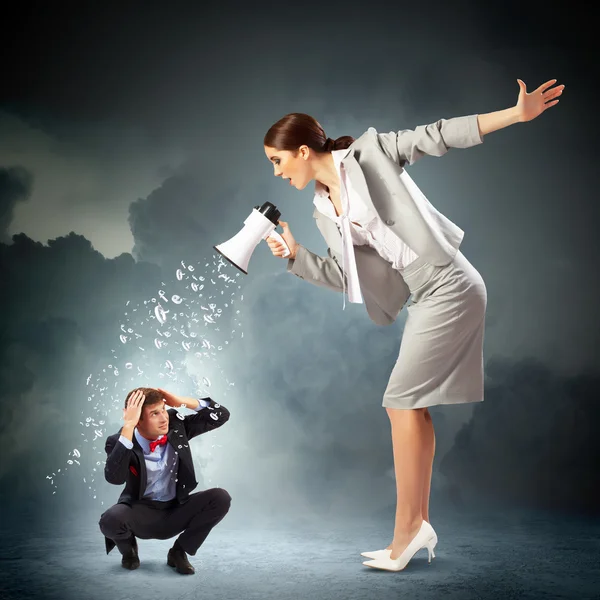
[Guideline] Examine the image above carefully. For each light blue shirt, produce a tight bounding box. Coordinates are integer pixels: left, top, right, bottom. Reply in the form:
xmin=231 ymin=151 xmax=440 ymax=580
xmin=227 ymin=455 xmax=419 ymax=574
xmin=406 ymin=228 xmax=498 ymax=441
xmin=118 ymin=400 xmax=209 ymax=501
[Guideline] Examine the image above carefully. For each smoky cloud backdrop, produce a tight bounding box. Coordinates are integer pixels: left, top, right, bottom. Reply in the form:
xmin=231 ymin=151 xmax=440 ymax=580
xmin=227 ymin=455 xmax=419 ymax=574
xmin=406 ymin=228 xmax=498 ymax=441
xmin=0 ymin=0 xmax=597 ymax=534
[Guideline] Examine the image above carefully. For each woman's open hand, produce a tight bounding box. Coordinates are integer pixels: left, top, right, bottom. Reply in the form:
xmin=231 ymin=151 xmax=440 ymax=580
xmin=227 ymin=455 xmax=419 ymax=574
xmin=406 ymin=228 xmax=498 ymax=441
xmin=516 ymin=79 xmax=564 ymax=122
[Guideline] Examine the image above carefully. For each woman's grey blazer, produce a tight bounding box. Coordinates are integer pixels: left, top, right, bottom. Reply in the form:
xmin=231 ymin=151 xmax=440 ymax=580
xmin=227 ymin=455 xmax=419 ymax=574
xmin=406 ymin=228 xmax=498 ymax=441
xmin=286 ymin=114 xmax=484 ymax=326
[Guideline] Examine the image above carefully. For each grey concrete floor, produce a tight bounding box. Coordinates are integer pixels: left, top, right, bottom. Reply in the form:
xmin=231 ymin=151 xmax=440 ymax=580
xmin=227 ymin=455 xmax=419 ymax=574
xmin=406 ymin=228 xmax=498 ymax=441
xmin=1 ymin=507 xmax=599 ymax=600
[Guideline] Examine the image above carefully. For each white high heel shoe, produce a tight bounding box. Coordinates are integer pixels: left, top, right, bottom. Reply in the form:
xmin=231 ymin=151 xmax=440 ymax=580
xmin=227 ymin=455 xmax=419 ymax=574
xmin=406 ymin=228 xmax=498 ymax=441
xmin=361 ymin=549 xmax=391 ymax=560
xmin=363 ymin=521 xmax=437 ymax=571
xmin=361 ymin=526 xmax=438 ymax=561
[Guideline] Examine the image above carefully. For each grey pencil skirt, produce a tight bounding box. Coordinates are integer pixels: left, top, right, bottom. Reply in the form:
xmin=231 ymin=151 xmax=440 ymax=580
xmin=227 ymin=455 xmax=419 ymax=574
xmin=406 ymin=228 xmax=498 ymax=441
xmin=382 ymin=250 xmax=487 ymax=410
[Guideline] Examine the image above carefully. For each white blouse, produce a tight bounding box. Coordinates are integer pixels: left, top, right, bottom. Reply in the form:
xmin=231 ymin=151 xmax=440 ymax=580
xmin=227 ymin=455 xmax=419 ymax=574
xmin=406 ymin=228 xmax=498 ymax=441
xmin=313 ymin=149 xmax=419 ymax=306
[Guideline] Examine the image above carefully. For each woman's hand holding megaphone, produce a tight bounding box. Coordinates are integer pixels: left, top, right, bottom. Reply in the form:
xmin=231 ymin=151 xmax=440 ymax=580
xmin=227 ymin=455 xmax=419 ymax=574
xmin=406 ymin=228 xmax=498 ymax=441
xmin=267 ymin=221 xmax=299 ymax=260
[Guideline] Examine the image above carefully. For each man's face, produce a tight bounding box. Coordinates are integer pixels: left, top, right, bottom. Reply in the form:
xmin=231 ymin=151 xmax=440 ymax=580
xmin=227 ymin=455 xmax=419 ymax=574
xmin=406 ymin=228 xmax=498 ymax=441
xmin=137 ymin=401 xmax=169 ymax=440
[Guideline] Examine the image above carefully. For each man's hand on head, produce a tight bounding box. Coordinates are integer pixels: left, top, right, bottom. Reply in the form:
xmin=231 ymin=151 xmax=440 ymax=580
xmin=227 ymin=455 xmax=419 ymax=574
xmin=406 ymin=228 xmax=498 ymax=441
xmin=157 ymin=388 xmax=201 ymax=411
xmin=123 ymin=389 xmax=145 ymax=428
xmin=157 ymin=387 xmax=182 ymax=408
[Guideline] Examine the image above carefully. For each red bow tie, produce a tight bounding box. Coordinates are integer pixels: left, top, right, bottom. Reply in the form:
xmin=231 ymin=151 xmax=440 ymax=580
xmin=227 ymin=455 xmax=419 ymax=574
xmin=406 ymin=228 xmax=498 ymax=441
xmin=149 ymin=435 xmax=168 ymax=453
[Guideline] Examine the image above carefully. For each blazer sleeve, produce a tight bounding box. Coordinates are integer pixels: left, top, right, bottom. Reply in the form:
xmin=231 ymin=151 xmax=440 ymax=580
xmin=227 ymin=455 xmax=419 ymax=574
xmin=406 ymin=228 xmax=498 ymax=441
xmin=180 ymin=399 xmax=231 ymax=441
xmin=104 ymin=432 xmax=132 ymax=485
xmin=286 ymin=245 xmax=348 ymax=294
xmin=375 ymin=114 xmax=483 ymax=166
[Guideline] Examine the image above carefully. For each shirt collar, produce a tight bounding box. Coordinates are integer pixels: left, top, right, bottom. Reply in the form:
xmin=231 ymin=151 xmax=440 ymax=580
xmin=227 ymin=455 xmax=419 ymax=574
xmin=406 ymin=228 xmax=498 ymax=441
xmin=134 ymin=428 xmax=165 ymax=453
xmin=314 ymin=149 xmax=348 ymax=203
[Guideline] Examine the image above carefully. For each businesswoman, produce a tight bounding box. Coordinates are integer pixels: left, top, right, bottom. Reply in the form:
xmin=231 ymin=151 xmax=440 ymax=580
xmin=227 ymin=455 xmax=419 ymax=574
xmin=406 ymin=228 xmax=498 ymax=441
xmin=263 ymin=78 xmax=563 ymax=571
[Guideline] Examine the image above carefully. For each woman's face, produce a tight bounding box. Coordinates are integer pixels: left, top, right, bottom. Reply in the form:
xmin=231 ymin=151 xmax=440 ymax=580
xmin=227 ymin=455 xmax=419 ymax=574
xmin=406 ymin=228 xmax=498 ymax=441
xmin=264 ymin=145 xmax=312 ymax=190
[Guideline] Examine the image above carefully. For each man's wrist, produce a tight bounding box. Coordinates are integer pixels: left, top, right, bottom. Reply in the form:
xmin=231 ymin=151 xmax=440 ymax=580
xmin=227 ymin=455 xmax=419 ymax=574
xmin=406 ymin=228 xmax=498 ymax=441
xmin=121 ymin=423 xmax=135 ymax=440
xmin=177 ymin=397 xmax=199 ymax=409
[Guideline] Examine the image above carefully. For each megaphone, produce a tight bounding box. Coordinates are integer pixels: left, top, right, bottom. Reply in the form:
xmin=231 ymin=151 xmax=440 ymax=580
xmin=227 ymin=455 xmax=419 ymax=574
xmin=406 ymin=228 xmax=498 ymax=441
xmin=213 ymin=201 xmax=290 ymax=274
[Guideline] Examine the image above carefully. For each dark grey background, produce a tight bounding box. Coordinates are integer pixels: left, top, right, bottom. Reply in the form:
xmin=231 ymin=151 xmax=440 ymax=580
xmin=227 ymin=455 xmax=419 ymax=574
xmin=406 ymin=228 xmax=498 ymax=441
xmin=1 ymin=1 xmax=598 ymax=598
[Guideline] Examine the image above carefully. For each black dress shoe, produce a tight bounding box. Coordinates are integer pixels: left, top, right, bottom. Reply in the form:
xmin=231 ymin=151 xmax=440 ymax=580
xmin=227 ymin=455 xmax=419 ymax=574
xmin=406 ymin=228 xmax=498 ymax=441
xmin=121 ymin=547 xmax=140 ymax=570
xmin=119 ymin=536 xmax=140 ymax=570
xmin=167 ymin=546 xmax=195 ymax=575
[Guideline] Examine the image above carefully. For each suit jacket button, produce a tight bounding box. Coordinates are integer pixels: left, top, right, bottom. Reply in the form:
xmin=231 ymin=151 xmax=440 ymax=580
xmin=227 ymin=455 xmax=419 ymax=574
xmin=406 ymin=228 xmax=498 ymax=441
xmin=385 ymin=219 xmax=395 ymax=226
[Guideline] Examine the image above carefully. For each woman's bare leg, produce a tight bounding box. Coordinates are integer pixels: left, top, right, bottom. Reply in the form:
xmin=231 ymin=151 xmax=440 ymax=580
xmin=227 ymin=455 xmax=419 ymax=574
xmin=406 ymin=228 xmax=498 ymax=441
xmin=421 ymin=408 xmax=435 ymax=523
xmin=385 ymin=407 xmax=428 ymax=560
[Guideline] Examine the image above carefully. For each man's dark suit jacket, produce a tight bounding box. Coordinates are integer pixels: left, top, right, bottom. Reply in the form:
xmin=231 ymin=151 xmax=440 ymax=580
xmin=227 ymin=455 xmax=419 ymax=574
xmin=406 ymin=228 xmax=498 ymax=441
xmin=102 ymin=398 xmax=230 ymax=554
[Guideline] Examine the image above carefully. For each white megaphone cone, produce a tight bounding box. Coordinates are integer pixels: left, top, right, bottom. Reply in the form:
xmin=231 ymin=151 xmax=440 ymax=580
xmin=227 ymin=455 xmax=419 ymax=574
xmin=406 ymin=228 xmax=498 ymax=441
xmin=214 ymin=201 xmax=290 ymax=274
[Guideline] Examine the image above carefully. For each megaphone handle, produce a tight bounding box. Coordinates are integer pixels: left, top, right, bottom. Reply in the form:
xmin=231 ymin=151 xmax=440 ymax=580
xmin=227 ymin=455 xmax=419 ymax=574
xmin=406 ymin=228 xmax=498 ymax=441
xmin=267 ymin=230 xmax=291 ymax=258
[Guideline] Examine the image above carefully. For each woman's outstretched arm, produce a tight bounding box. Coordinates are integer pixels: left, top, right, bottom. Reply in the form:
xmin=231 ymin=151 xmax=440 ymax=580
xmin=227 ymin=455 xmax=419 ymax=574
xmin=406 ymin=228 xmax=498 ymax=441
xmin=477 ymin=78 xmax=564 ymax=135
xmin=376 ymin=78 xmax=564 ymax=166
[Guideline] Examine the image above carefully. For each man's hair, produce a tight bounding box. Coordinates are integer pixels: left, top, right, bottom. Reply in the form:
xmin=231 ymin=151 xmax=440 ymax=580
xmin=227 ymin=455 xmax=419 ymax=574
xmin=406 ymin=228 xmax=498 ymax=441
xmin=124 ymin=387 xmax=163 ymax=420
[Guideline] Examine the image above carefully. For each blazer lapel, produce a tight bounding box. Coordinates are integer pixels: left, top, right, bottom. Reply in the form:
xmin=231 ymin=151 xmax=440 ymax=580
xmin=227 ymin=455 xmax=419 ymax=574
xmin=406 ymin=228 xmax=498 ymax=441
xmin=313 ymin=149 xmax=376 ymax=258
xmin=313 ymin=207 xmax=343 ymax=255
xmin=131 ymin=437 xmax=147 ymax=496
xmin=340 ymin=153 xmax=377 ymax=213
xmin=168 ymin=420 xmax=192 ymax=473
xmin=167 ymin=424 xmax=181 ymax=458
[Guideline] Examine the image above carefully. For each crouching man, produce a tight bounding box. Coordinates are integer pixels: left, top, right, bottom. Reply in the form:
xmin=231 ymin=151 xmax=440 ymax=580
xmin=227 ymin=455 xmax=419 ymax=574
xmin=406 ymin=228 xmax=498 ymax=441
xmin=99 ymin=387 xmax=231 ymax=574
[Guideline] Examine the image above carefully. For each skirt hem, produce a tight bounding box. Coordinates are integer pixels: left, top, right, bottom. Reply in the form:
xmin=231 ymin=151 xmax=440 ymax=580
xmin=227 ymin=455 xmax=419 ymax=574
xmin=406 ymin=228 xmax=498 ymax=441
xmin=382 ymin=395 xmax=484 ymax=410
